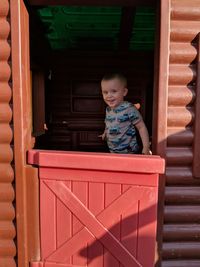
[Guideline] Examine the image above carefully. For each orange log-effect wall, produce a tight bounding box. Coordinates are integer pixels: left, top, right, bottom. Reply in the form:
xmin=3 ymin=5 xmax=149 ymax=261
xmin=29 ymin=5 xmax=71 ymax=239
xmin=0 ymin=0 xmax=16 ymax=267
xmin=162 ymin=0 xmax=200 ymax=266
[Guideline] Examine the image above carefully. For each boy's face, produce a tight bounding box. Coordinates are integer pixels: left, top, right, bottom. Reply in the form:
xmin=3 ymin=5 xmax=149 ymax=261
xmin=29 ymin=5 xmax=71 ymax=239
xmin=101 ymin=78 xmax=128 ymax=109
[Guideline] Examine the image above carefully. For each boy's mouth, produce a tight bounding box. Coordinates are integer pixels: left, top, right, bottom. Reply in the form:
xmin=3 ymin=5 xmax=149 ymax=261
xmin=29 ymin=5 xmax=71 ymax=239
xmin=107 ymin=100 xmax=115 ymax=105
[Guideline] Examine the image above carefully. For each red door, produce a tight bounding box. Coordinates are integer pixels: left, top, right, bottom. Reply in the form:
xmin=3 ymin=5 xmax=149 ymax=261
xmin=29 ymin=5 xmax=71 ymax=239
xmin=28 ymin=150 xmax=164 ymax=267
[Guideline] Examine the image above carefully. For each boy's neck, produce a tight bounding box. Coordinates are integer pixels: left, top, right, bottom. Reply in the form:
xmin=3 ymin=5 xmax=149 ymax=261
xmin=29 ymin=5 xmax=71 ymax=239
xmin=108 ymin=100 xmax=126 ymax=110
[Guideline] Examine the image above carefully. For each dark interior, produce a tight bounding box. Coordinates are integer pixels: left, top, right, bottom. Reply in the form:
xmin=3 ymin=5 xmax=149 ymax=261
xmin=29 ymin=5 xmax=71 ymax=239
xmin=28 ymin=3 xmax=156 ymax=152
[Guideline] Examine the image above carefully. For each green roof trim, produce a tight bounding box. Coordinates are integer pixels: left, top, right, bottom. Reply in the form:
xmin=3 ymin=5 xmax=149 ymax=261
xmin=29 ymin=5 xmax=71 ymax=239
xmin=37 ymin=6 xmax=155 ymax=51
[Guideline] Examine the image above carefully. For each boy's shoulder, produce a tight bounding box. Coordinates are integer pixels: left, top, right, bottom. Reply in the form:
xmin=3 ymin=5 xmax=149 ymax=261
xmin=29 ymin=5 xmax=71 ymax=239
xmin=123 ymin=101 xmax=138 ymax=112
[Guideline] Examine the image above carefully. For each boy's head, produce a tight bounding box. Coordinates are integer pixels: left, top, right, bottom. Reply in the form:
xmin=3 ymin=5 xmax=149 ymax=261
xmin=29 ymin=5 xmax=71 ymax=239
xmin=101 ymin=73 xmax=128 ymax=109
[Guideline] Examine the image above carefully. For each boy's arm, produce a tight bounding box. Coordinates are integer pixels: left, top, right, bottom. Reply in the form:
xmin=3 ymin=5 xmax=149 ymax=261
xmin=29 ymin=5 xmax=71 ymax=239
xmin=135 ymin=120 xmax=151 ymax=155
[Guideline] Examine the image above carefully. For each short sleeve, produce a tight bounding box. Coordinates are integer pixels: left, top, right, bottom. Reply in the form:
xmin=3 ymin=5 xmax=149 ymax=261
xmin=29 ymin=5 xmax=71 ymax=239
xmin=128 ymin=106 xmax=142 ymax=124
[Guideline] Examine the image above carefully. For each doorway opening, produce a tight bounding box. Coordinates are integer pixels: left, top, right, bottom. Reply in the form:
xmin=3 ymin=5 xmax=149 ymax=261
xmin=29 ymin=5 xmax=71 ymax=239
xmin=29 ymin=3 xmax=157 ymax=152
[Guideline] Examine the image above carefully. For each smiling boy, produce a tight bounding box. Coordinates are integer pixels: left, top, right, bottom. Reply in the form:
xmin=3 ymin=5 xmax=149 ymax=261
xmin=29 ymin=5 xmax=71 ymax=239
xmin=100 ymin=73 xmax=151 ymax=155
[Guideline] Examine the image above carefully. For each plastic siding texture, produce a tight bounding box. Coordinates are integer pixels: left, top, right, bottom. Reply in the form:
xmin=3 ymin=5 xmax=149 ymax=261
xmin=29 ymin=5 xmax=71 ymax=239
xmin=0 ymin=0 xmax=16 ymax=267
xmin=162 ymin=0 xmax=200 ymax=266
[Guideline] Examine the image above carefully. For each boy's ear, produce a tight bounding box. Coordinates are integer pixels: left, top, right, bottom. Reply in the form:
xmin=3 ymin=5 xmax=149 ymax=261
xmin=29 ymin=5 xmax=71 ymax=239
xmin=123 ymin=88 xmax=128 ymax=96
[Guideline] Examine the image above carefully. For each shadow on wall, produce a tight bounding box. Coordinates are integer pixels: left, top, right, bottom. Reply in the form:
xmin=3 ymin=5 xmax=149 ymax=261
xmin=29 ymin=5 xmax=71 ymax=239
xmin=70 ymin=203 xmax=159 ymax=267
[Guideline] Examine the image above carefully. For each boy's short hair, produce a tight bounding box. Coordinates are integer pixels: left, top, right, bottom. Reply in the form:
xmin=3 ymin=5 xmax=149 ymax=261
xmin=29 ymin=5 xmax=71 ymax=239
xmin=101 ymin=73 xmax=127 ymax=87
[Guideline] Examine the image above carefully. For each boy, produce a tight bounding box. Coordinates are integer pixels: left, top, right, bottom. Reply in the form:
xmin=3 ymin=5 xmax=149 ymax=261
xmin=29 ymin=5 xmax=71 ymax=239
xmin=100 ymin=73 xmax=151 ymax=155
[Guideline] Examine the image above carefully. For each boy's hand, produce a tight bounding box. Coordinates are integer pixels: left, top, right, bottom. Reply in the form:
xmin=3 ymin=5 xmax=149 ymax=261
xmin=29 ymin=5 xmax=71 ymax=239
xmin=142 ymin=147 xmax=152 ymax=155
xmin=44 ymin=123 xmax=48 ymax=130
xmin=98 ymin=132 xmax=106 ymax=140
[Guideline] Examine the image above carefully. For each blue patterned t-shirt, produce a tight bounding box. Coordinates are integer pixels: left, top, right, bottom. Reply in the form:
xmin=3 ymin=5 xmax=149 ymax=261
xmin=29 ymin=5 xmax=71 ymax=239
xmin=105 ymin=101 xmax=142 ymax=153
